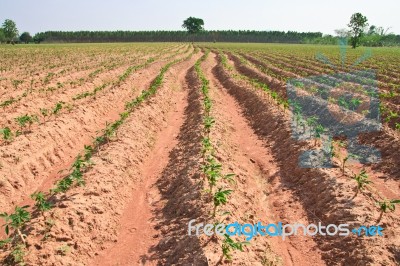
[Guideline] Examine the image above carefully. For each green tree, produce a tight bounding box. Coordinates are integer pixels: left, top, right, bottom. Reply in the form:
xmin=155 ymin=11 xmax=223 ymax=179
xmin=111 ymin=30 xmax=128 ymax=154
xmin=20 ymin=32 xmax=32 ymax=44
xmin=348 ymin=13 xmax=368 ymax=48
xmin=182 ymin=17 xmax=204 ymax=34
xmin=33 ymin=32 xmax=45 ymax=43
xmin=0 ymin=29 xmax=5 ymax=43
xmin=2 ymin=19 xmax=19 ymax=43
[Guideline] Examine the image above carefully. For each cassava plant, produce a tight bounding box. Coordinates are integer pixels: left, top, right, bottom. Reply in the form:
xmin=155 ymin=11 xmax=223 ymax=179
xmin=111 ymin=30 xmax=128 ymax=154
xmin=0 ymin=127 xmax=13 ymax=142
xmin=220 ymin=234 xmax=248 ymax=261
xmin=40 ymin=108 xmax=49 ymax=123
xmin=14 ymin=114 xmax=38 ymax=133
xmin=52 ymin=101 xmax=64 ymax=119
xmin=0 ymin=205 xmax=31 ymax=244
xmin=353 ymin=169 xmax=371 ymax=197
xmin=31 ymin=192 xmax=53 ymax=215
xmin=213 ymin=188 xmax=232 ymax=217
xmin=376 ymin=199 xmax=400 ymax=222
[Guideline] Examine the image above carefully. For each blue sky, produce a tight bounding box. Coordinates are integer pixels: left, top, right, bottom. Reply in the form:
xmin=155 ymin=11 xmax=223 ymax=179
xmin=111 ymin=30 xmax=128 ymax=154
xmin=1 ymin=0 xmax=399 ymax=35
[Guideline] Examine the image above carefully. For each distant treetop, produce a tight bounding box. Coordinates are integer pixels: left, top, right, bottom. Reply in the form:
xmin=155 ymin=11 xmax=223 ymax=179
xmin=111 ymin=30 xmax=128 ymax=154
xmin=182 ymin=17 xmax=205 ymax=34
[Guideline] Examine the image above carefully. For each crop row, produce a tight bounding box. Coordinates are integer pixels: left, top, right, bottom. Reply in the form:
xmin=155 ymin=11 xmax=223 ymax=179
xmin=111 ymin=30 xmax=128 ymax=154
xmin=0 ymin=48 xmax=195 ymax=265
xmin=218 ymin=51 xmax=400 ymax=224
xmin=0 ymin=46 xmax=193 ymax=145
xmin=194 ymin=50 xmax=248 ymax=262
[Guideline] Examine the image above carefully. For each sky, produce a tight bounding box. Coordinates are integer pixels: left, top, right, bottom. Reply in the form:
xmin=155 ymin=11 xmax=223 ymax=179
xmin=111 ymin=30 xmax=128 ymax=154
xmin=0 ymin=0 xmax=399 ymax=35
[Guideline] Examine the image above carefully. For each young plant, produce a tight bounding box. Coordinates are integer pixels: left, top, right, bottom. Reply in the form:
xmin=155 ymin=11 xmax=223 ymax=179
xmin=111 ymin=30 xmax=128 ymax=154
xmin=306 ymin=116 xmax=318 ymax=138
xmin=14 ymin=114 xmax=38 ymax=133
xmin=31 ymin=192 xmax=53 ymax=214
xmin=376 ymin=199 xmax=400 ymax=222
xmin=0 ymin=205 xmax=31 ymax=244
xmin=0 ymin=127 xmax=13 ymax=142
xmin=52 ymin=176 xmax=74 ymax=194
xmin=10 ymin=244 xmax=26 ymax=265
xmin=204 ymin=116 xmax=215 ymax=135
xmin=220 ymin=234 xmax=248 ymax=261
xmin=202 ymin=157 xmax=222 ymax=192
xmin=353 ymin=169 xmax=371 ymax=197
xmin=341 ymin=153 xmax=357 ymax=176
xmin=213 ymin=188 xmax=232 ymax=217
xmin=52 ymin=101 xmax=64 ymax=119
xmin=201 ymin=137 xmax=213 ymax=157
xmin=12 ymin=79 xmax=24 ymax=91
xmin=40 ymin=108 xmax=49 ymax=123
xmin=0 ymin=237 xmax=11 ymax=248
xmin=314 ymin=124 xmax=325 ymax=146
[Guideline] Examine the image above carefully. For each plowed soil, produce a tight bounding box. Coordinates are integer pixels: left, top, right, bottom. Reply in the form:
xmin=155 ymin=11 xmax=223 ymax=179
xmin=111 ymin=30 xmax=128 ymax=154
xmin=0 ymin=44 xmax=399 ymax=266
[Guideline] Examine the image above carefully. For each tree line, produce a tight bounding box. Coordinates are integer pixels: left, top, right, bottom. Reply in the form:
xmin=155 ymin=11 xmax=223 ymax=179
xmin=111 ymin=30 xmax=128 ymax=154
xmin=1 ymin=16 xmax=399 ymax=46
xmin=31 ymin=30 xmax=323 ymax=44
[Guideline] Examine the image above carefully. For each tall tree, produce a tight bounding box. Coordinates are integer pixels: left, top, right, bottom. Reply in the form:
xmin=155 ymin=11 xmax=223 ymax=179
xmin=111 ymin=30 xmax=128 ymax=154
xmin=20 ymin=32 xmax=32 ymax=44
xmin=0 ymin=29 xmax=5 ymax=43
xmin=348 ymin=13 xmax=368 ymax=48
xmin=2 ymin=19 xmax=19 ymax=44
xmin=182 ymin=17 xmax=204 ymax=34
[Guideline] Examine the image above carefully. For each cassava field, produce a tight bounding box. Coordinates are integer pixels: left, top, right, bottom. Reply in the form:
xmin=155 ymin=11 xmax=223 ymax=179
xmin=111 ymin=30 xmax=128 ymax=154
xmin=0 ymin=43 xmax=399 ymax=265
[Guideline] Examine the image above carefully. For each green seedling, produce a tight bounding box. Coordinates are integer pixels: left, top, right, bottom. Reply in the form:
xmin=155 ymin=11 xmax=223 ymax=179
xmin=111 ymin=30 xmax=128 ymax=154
xmin=31 ymin=192 xmax=53 ymax=214
xmin=12 ymin=80 xmax=24 ymax=90
xmin=10 ymin=244 xmax=26 ymax=265
xmin=0 ymin=205 xmax=31 ymax=244
xmin=376 ymin=199 xmax=400 ymax=222
xmin=353 ymin=169 xmax=371 ymax=197
xmin=15 ymin=114 xmax=38 ymax=132
xmin=314 ymin=124 xmax=325 ymax=146
xmin=202 ymin=157 xmax=222 ymax=192
xmin=213 ymin=188 xmax=232 ymax=217
xmin=52 ymin=176 xmax=74 ymax=194
xmin=84 ymin=145 xmax=94 ymax=161
xmin=0 ymin=98 xmax=16 ymax=109
xmin=40 ymin=108 xmax=49 ymax=123
xmin=0 ymin=237 xmax=11 ymax=248
xmin=0 ymin=127 xmax=13 ymax=142
xmin=204 ymin=97 xmax=212 ymax=113
xmin=385 ymin=110 xmax=398 ymax=123
xmin=201 ymin=137 xmax=213 ymax=157
xmin=204 ymin=116 xmax=215 ymax=134
xmin=341 ymin=153 xmax=357 ymax=175
xmin=52 ymin=101 xmax=64 ymax=118
xmin=221 ymin=234 xmax=249 ymax=261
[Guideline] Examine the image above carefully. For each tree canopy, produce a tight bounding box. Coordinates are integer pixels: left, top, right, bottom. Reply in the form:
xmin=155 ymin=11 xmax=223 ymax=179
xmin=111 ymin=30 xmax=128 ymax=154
xmin=20 ymin=32 xmax=32 ymax=43
xmin=348 ymin=13 xmax=368 ymax=48
xmin=2 ymin=19 xmax=19 ymax=43
xmin=182 ymin=17 xmax=204 ymax=34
